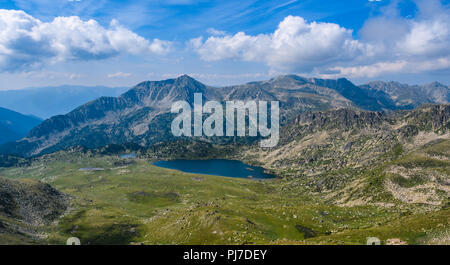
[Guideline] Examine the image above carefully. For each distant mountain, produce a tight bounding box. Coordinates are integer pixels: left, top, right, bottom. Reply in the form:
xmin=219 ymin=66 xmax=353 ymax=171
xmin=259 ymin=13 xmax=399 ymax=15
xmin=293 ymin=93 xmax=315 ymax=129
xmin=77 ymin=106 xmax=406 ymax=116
xmin=0 ymin=123 xmax=18 ymax=145
xmin=0 ymin=107 xmax=42 ymax=144
xmin=0 ymin=85 xmax=129 ymax=119
xmin=0 ymin=75 xmax=430 ymax=157
xmin=223 ymin=75 xmax=397 ymax=111
xmin=360 ymin=81 xmax=449 ymax=108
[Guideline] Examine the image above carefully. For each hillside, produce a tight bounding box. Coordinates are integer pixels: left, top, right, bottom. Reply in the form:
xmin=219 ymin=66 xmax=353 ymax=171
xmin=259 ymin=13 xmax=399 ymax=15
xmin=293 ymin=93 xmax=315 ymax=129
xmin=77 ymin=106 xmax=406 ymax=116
xmin=0 ymin=77 xmax=448 ymax=245
xmin=243 ymin=104 xmax=449 ymax=172
xmin=0 ymin=106 xmax=448 ymax=245
xmin=0 ymin=178 xmax=69 ymax=244
xmin=0 ymin=107 xmax=42 ymax=144
xmin=138 ymin=104 xmax=449 ymax=208
xmin=0 ymin=75 xmax=411 ymax=157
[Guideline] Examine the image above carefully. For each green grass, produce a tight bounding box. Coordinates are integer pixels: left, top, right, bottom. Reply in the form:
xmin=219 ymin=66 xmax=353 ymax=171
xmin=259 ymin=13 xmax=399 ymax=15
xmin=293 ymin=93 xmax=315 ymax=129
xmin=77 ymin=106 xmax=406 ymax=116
xmin=423 ymin=139 xmax=450 ymax=157
xmin=389 ymin=174 xmax=427 ymax=188
xmin=382 ymin=143 xmax=404 ymax=160
xmin=1 ymin=151 xmax=448 ymax=245
xmin=303 ymin=208 xmax=450 ymax=245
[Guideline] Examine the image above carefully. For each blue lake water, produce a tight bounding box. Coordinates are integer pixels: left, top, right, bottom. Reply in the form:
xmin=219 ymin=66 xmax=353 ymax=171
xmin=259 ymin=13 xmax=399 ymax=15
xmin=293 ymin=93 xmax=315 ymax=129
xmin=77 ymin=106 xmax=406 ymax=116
xmin=152 ymin=159 xmax=276 ymax=179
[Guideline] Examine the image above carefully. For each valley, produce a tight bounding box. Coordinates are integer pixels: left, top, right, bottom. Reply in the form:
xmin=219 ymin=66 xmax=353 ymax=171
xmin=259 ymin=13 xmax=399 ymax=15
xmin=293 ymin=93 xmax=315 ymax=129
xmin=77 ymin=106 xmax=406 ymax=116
xmin=0 ymin=143 xmax=448 ymax=245
xmin=1 ymin=0 xmax=449 ymax=249
xmin=0 ymin=102 xmax=448 ymax=245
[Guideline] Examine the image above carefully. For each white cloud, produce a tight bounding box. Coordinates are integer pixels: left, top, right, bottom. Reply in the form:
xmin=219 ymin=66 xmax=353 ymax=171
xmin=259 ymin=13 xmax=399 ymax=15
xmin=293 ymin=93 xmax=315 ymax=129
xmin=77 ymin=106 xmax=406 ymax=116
xmin=322 ymin=57 xmax=450 ymax=79
xmin=191 ymin=0 xmax=450 ymax=79
xmin=108 ymin=72 xmax=132 ymax=78
xmin=400 ymin=16 xmax=449 ymax=57
xmin=206 ymin=28 xmax=227 ymax=36
xmin=348 ymin=0 xmax=450 ymax=78
xmin=191 ymin=16 xmax=365 ymax=72
xmin=268 ymin=0 xmax=299 ymax=13
xmin=18 ymin=70 xmax=84 ymax=80
xmin=0 ymin=9 xmax=171 ymax=72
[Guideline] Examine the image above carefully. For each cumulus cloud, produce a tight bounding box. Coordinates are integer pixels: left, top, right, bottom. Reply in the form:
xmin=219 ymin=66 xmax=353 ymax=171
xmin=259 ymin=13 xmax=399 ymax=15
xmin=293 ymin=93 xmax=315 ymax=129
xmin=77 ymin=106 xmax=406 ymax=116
xmin=353 ymin=0 xmax=450 ymax=77
xmin=191 ymin=0 xmax=450 ymax=78
xmin=0 ymin=9 xmax=171 ymax=72
xmin=191 ymin=16 xmax=364 ymax=72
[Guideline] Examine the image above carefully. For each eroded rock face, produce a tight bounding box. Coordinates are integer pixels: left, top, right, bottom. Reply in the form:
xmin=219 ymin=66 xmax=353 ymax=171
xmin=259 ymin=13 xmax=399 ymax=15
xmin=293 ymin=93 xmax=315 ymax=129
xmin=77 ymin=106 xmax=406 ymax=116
xmin=295 ymin=108 xmax=385 ymax=131
xmin=0 ymin=75 xmax=412 ymax=157
xmin=405 ymin=104 xmax=450 ymax=131
xmin=239 ymin=104 xmax=449 ymax=207
xmin=0 ymin=178 xmax=69 ymax=226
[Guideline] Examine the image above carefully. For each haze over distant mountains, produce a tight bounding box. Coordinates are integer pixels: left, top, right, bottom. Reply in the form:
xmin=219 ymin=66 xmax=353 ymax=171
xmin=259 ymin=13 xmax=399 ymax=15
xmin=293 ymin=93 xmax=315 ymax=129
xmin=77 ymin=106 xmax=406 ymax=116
xmin=0 ymin=107 xmax=42 ymax=145
xmin=0 ymin=85 xmax=129 ymax=119
xmin=0 ymin=75 xmax=448 ymax=157
xmin=361 ymin=81 xmax=450 ymax=109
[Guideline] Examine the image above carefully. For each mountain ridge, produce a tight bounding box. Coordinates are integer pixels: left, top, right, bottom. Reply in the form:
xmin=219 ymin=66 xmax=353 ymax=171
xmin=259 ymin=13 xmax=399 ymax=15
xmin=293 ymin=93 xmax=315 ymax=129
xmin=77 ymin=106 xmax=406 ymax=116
xmin=361 ymin=80 xmax=449 ymax=109
xmin=1 ymin=75 xmax=448 ymax=157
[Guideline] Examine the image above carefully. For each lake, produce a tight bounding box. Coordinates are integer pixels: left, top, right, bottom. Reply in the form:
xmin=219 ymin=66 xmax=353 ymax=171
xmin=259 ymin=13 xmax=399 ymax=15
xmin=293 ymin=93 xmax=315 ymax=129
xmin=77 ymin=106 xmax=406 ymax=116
xmin=152 ymin=159 xmax=276 ymax=179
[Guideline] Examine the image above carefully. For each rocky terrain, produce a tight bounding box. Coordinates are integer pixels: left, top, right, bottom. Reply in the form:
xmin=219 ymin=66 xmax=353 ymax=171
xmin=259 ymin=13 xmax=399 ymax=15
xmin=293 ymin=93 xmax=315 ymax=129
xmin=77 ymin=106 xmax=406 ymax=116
xmin=0 ymin=75 xmax=408 ymax=157
xmin=0 ymin=177 xmax=69 ymax=244
xmin=0 ymin=76 xmax=448 ymax=245
xmin=244 ymin=104 xmax=449 ymax=172
xmin=236 ymin=104 xmax=450 ymax=208
xmin=136 ymin=104 xmax=450 ymax=208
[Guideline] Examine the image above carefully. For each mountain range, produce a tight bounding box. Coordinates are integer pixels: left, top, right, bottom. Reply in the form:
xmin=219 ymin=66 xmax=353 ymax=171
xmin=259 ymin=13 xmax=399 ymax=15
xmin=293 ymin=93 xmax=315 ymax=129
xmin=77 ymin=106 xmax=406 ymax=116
xmin=0 ymin=75 xmax=449 ymax=245
xmin=0 ymin=75 xmax=448 ymax=157
xmin=361 ymin=81 xmax=450 ymax=109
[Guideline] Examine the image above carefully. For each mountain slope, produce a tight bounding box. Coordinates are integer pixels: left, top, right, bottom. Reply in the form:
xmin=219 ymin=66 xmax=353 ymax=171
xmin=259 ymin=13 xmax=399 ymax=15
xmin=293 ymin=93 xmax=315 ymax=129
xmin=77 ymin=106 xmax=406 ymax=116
xmin=0 ymin=104 xmax=448 ymax=245
xmin=310 ymin=77 xmax=398 ymax=111
xmin=361 ymin=81 xmax=450 ymax=108
xmin=235 ymin=104 xmax=450 ymax=207
xmin=0 ymin=177 xmax=69 ymax=244
xmin=0 ymin=75 xmax=430 ymax=157
xmin=0 ymin=85 xmax=129 ymax=119
xmin=0 ymin=123 xmax=19 ymax=145
xmin=244 ymin=104 xmax=449 ymax=171
xmin=0 ymin=107 xmax=42 ymax=144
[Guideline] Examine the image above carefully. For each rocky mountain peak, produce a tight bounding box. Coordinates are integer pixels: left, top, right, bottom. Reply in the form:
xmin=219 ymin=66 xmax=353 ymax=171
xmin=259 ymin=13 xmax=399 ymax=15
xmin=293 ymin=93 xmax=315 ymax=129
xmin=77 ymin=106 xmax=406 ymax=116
xmin=3 ymin=75 xmax=448 ymax=157
xmin=269 ymin=75 xmax=309 ymax=85
xmin=121 ymin=75 xmax=209 ymax=107
xmin=175 ymin=74 xmax=196 ymax=82
xmin=427 ymin=81 xmax=445 ymax=87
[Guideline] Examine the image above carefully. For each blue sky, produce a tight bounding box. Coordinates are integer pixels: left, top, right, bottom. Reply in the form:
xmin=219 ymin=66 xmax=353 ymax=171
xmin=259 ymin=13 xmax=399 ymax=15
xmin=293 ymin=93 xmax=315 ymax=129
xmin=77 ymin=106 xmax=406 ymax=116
xmin=0 ymin=0 xmax=449 ymax=89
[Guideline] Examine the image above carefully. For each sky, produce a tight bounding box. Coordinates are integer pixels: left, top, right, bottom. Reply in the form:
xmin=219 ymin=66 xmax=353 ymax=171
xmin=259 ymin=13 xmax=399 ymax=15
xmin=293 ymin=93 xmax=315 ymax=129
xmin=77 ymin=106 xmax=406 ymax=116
xmin=0 ymin=0 xmax=449 ymax=90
